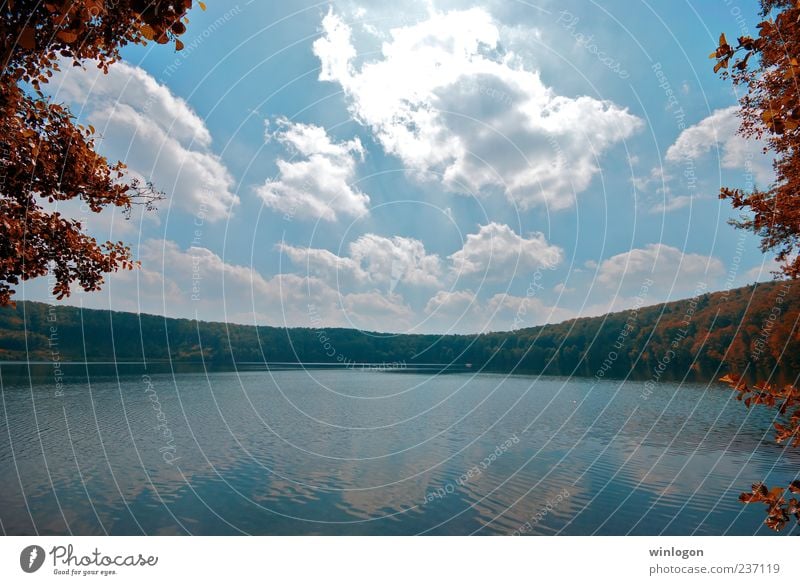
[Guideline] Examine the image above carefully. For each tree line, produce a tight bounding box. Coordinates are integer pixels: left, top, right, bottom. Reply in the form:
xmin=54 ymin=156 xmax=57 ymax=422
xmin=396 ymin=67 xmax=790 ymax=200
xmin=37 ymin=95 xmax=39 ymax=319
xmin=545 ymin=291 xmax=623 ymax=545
xmin=1 ymin=280 xmax=796 ymax=383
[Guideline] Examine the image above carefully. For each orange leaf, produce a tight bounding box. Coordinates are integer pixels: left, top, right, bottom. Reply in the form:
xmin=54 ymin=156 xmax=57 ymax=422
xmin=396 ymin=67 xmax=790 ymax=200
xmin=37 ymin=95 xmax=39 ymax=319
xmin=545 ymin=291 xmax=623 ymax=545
xmin=56 ymin=30 xmax=78 ymax=43
xmin=18 ymin=27 xmax=35 ymax=50
xmin=768 ymin=486 xmax=785 ymax=500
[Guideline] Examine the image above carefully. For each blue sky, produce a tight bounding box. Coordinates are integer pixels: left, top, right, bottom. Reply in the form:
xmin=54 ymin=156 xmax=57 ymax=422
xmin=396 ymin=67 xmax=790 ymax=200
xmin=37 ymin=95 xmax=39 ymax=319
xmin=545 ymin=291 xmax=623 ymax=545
xmin=23 ymin=0 xmax=778 ymax=333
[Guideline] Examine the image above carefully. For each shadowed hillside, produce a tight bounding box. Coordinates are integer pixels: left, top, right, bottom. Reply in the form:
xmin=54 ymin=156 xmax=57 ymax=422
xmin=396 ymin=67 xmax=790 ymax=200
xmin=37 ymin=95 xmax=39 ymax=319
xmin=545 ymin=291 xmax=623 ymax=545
xmin=1 ymin=281 xmax=798 ymax=383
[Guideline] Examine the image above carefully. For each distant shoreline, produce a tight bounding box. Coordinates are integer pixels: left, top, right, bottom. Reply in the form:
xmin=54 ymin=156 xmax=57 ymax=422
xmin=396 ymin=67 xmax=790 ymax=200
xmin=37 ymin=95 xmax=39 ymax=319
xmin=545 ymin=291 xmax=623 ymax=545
xmin=2 ymin=280 xmax=797 ymax=386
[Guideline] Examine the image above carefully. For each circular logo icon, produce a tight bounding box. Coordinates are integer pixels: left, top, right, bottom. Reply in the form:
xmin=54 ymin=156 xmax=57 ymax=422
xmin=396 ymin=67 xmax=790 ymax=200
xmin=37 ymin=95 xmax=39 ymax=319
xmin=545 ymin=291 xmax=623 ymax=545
xmin=20 ymin=545 xmax=45 ymax=573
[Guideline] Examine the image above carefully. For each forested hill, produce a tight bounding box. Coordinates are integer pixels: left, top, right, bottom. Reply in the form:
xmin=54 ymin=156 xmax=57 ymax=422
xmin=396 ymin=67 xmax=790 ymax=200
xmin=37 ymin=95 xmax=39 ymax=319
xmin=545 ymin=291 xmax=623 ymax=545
xmin=0 ymin=280 xmax=798 ymax=382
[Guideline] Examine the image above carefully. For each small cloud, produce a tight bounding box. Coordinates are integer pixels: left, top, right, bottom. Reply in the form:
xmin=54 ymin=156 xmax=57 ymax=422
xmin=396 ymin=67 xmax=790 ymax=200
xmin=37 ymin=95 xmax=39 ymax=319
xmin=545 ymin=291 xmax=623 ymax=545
xmin=280 ymin=234 xmax=443 ymax=290
xmin=650 ymin=194 xmax=693 ymax=213
xmin=257 ymin=118 xmax=369 ymax=221
xmin=449 ymin=222 xmax=563 ymax=280
xmin=597 ymin=243 xmax=724 ymax=299
xmin=666 ymin=106 xmax=773 ymax=185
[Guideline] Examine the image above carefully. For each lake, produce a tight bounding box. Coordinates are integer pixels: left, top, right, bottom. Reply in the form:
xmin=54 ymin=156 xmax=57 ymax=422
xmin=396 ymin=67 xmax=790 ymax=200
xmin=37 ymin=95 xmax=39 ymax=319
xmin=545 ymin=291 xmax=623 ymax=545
xmin=0 ymin=367 xmax=795 ymax=535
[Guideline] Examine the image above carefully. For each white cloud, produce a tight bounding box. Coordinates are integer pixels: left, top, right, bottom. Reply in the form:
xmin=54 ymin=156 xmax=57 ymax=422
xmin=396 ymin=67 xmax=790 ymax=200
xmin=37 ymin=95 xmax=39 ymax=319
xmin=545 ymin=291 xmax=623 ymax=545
xmin=279 ymin=233 xmax=443 ymax=291
xmin=421 ymin=289 xmax=573 ymax=333
xmin=632 ymin=165 xmax=669 ymax=193
xmin=666 ymin=106 xmax=774 ymax=185
xmin=553 ymin=282 xmax=574 ymax=294
xmin=738 ymin=255 xmax=791 ymax=285
xmin=597 ymin=243 xmax=724 ymax=298
xmin=424 ymin=289 xmax=477 ymax=315
xmin=257 ymin=118 xmax=369 ymax=221
xmin=278 ymin=242 xmax=368 ymax=287
xmin=650 ymin=194 xmax=693 ymax=213
xmin=313 ymin=8 xmax=641 ymax=210
xmin=55 ymin=61 xmax=212 ymax=147
xmin=342 ymin=291 xmax=414 ymax=330
xmin=483 ymin=293 xmax=574 ymax=331
xmin=349 ymin=234 xmax=443 ymax=288
xmin=636 ymin=107 xmax=774 ymax=213
xmin=52 ymin=61 xmax=238 ymax=221
xmin=742 ymin=265 xmax=776 ymax=284
xmin=449 ymin=222 xmax=563 ymax=279
xmin=281 ymin=224 xmax=560 ymax=291
xmin=89 ymin=104 xmax=237 ymax=220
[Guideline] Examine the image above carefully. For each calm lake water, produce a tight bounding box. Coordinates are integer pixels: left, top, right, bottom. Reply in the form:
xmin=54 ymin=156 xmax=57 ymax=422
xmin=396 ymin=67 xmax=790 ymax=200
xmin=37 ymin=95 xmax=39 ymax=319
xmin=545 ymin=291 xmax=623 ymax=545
xmin=0 ymin=368 xmax=796 ymax=535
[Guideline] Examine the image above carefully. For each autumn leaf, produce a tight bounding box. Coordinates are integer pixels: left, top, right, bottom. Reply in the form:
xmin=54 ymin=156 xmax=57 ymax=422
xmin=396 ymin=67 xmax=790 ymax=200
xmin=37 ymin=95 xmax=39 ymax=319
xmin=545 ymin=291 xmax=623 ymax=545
xmin=56 ymin=30 xmax=78 ymax=43
xmin=18 ymin=27 xmax=35 ymax=50
xmin=140 ymin=24 xmax=155 ymax=40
